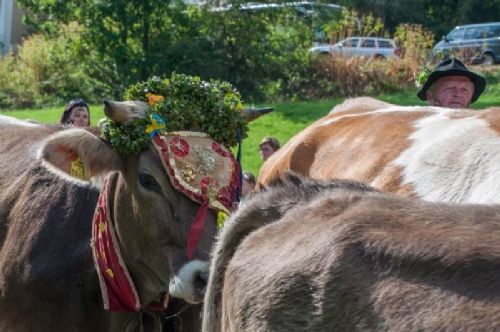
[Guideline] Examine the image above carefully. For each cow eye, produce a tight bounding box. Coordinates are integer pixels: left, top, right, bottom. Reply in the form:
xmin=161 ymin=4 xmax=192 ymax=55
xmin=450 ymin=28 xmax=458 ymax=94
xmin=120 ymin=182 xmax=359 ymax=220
xmin=138 ymin=172 xmax=159 ymax=190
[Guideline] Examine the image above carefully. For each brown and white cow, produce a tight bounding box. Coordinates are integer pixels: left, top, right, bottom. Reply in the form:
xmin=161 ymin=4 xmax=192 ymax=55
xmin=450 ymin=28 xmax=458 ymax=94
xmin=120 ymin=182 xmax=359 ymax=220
xmin=203 ymin=174 xmax=500 ymax=332
xmin=258 ymin=97 xmax=500 ymax=203
xmin=0 ymin=101 xmax=235 ymax=331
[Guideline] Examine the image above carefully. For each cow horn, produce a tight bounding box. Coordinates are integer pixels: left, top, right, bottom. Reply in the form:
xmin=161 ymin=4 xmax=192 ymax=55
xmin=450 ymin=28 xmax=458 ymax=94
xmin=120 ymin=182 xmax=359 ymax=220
xmin=242 ymin=107 xmax=274 ymax=122
xmin=103 ymin=100 xmax=149 ymax=125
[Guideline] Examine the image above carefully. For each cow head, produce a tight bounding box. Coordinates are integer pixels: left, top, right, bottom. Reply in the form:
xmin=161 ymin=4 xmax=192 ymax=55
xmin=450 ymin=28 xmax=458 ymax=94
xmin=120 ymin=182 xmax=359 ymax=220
xmin=38 ymin=100 xmax=237 ymax=308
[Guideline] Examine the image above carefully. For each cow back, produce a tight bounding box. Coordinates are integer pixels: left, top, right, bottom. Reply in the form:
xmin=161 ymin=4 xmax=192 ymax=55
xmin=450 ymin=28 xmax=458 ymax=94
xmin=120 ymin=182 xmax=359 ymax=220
xmin=258 ymin=98 xmax=500 ymax=203
xmin=205 ymin=175 xmax=500 ymax=331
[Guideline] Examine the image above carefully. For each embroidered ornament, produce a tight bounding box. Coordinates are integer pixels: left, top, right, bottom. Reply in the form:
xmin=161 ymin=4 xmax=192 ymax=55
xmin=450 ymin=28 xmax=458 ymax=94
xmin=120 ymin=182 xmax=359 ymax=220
xmin=151 ymin=132 xmax=240 ymax=258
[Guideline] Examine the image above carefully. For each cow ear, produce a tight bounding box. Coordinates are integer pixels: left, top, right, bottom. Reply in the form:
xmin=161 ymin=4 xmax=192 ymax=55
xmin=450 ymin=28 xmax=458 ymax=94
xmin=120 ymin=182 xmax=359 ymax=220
xmin=39 ymin=128 xmax=122 ymax=185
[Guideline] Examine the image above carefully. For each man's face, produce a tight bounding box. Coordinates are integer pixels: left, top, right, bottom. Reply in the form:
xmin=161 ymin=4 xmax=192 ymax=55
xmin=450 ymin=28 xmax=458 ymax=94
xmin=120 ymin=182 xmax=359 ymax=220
xmin=426 ymin=75 xmax=475 ymax=109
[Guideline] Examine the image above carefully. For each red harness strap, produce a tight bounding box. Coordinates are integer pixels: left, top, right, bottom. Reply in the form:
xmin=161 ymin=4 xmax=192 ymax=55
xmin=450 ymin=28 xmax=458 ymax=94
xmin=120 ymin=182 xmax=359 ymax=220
xmin=91 ymin=179 xmax=168 ymax=312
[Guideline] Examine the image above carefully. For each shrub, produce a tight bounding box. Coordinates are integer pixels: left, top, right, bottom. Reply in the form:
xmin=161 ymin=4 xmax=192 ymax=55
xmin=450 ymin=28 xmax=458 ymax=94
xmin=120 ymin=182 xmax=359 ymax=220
xmin=323 ymin=8 xmax=389 ymax=44
xmin=0 ymin=50 xmax=38 ymax=108
xmin=273 ymin=55 xmax=416 ymax=100
xmin=394 ymin=24 xmax=435 ymax=68
xmin=0 ymin=23 xmax=113 ymax=108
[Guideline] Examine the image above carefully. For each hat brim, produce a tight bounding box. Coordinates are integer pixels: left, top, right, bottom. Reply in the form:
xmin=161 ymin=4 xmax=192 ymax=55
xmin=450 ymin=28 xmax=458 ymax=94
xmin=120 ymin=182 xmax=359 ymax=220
xmin=417 ymin=69 xmax=486 ymax=103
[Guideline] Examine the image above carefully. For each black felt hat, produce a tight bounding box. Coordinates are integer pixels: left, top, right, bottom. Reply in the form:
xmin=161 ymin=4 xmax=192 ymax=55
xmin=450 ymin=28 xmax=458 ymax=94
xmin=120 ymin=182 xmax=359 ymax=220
xmin=417 ymin=58 xmax=486 ymax=103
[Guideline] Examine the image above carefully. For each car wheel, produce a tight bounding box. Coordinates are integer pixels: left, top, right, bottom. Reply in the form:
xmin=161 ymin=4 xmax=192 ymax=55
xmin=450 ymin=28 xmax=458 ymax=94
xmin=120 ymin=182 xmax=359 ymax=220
xmin=373 ymin=54 xmax=385 ymax=60
xmin=482 ymin=53 xmax=495 ymax=66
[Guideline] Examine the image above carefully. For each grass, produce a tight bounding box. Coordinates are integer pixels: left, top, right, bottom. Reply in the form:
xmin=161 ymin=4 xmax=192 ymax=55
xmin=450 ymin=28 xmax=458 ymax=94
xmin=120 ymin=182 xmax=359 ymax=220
xmin=2 ymin=85 xmax=500 ymax=176
xmin=0 ymin=105 xmax=106 ymax=125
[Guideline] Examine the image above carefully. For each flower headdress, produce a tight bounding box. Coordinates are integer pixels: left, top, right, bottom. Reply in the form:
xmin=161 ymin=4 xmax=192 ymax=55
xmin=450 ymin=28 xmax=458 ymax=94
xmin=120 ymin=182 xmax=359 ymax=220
xmin=100 ymin=73 xmax=248 ymax=155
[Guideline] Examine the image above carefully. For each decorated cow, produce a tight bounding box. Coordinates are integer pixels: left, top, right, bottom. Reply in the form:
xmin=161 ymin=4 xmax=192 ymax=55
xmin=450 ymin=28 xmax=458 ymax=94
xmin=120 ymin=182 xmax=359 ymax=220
xmin=0 ymin=74 xmax=264 ymax=331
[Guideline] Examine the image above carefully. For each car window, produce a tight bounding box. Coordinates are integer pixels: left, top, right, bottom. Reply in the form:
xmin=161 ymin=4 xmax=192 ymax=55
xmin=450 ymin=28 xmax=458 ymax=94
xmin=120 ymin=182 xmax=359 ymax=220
xmin=464 ymin=26 xmax=489 ymax=40
xmin=341 ymin=39 xmax=358 ymax=47
xmin=360 ymin=39 xmax=376 ymax=48
xmin=447 ymin=27 xmax=465 ymax=41
xmin=377 ymin=40 xmax=393 ymax=48
xmin=486 ymin=25 xmax=500 ymax=37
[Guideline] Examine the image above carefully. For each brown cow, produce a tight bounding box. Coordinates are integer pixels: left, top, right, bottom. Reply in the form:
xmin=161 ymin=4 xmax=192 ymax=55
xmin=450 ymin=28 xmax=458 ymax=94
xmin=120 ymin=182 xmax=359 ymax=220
xmin=0 ymin=100 xmax=238 ymax=331
xmin=203 ymin=174 xmax=500 ymax=332
xmin=258 ymin=97 xmax=500 ymax=203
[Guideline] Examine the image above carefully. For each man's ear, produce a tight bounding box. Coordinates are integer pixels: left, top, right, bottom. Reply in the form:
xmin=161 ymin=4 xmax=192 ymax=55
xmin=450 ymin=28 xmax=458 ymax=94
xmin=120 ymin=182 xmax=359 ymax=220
xmin=38 ymin=128 xmax=122 ymax=186
xmin=426 ymin=91 xmax=437 ymax=106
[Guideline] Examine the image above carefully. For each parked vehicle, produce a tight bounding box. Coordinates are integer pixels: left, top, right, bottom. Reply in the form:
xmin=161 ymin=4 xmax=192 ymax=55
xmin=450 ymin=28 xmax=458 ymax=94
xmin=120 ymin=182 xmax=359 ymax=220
xmin=211 ymin=2 xmax=343 ymax=44
xmin=212 ymin=1 xmax=342 ymax=14
xmin=431 ymin=22 xmax=500 ymax=65
xmin=309 ymin=37 xmax=398 ymax=59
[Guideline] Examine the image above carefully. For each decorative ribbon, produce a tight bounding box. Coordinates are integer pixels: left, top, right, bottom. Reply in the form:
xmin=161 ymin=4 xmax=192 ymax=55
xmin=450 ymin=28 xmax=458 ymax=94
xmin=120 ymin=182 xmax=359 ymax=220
xmin=145 ymin=114 xmax=167 ymax=139
xmin=91 ymin=178 xmax=169 ymax=312
xmin=187 ymin=201 xmax=209 ymax=259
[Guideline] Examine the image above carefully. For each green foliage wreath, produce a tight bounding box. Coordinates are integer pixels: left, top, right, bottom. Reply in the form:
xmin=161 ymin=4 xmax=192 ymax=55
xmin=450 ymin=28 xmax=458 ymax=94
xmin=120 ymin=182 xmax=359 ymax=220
xmin=414 ymin=67 xmax=432 ymax=88
xmin=101 ymin=73 xmax=248 ymax=155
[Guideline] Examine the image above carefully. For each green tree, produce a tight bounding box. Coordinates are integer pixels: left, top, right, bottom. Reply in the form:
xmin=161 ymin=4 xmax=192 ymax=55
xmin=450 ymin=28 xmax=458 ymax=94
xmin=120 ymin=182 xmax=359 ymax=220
xmin=17 ymin=0 xmax=196 ymax=90
xmin=17 ymin=0 xmax=313 ymax=100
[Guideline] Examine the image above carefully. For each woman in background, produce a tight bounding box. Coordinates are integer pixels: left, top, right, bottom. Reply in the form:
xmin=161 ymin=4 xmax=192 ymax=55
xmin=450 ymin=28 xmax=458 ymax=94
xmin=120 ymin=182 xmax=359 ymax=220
xmin=60 ymin=98 xmax=90 ymax=127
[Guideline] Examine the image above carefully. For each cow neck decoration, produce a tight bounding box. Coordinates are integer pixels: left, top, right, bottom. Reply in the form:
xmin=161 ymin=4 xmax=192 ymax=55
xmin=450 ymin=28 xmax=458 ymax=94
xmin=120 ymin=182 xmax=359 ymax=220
xmin=91 ymin=132 xmax=239 ymax=312
xmin=91 ymin=178 xmax=169 ymax=312
xmin=151 ymin=131 xmax=240 ymax=258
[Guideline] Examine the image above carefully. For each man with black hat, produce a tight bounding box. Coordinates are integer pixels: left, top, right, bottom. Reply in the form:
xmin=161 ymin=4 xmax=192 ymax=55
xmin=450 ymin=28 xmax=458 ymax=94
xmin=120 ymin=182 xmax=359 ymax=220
xmin=417 ymin=58 xmax=486 ymax=109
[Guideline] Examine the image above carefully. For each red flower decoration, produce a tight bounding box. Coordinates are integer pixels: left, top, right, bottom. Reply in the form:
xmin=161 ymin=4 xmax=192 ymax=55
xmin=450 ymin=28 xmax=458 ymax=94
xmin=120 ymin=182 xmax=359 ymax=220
xmin=212 ymin=142 xmax=232 ymax=157
xmin=169 ymin=137 xmax=190 ymax=157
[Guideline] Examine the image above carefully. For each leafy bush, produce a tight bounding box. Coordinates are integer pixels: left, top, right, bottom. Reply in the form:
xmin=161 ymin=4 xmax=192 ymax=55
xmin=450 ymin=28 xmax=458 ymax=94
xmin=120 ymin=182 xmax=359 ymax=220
xmin=394 ymin=24 xmax=435 ymax=67
xmin=323 ymin=8 xmax=389 ymax=44
xmin=0 ymin=24 xmax=112 ymax=108
xmin=274 ymin=55 xmax=416 ymax=100
xmin=0 ymin=50 xmax=38 ymax=108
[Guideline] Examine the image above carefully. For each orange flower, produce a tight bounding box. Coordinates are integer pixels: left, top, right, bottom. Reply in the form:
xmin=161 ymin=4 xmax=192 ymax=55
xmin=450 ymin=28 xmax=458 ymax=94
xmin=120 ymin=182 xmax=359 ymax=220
xmin=145 ymin=92 xmax=165 ymax=106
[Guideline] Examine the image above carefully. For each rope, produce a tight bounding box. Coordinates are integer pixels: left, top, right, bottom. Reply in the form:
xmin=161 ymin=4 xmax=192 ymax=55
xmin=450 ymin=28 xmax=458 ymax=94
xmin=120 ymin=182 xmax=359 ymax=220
xmin=122 ymin=309 xmax=163 ymax=332
xmin=236 ymin=128 xmax=243 ymax=202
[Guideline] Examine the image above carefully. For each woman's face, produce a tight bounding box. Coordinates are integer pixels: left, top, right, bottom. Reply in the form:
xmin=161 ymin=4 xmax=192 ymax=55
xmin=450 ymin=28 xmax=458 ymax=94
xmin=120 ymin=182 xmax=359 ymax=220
xmin=69 ymin=107 xmax=90 ymax=127
xmin=259 ymin=143 xmax=275 ymax=161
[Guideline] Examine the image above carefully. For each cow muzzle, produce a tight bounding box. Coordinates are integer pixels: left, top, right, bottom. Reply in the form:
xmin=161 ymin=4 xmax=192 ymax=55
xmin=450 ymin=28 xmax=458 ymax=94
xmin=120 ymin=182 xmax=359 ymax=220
xmin=168 ymin=260 xmax=209 ymax=304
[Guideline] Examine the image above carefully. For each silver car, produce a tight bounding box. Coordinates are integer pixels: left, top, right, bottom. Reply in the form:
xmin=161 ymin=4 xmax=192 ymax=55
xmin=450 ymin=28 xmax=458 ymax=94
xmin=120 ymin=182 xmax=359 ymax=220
xmin=309 ymin=37 xmax=398 ymax=59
